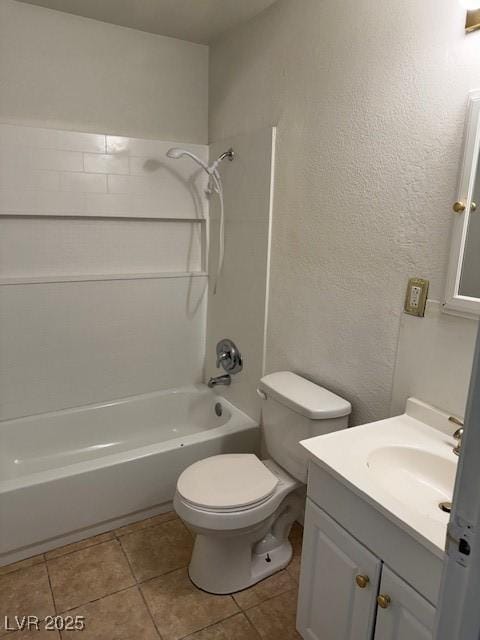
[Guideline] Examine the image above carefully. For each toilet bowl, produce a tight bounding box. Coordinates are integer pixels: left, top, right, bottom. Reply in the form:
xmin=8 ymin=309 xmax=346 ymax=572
xmin=174 ymin=371 xmax=351 ymax=594
xmin=174 ymin=454 xmax=302 ymax=594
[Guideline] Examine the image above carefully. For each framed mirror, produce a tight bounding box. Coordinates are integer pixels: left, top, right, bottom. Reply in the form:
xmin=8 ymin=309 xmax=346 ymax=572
xmin=445 ymin=90 xmax=480 ymax=316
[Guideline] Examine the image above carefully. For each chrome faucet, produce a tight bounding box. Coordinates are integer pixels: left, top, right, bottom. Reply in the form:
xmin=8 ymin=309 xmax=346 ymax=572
xmin=449 ymin=416 xmax=464 ymax=456
xmin=208 ymin=374 xmax=231 ymax=388
xmin=207 ymin=339 xmax=243 ymax=388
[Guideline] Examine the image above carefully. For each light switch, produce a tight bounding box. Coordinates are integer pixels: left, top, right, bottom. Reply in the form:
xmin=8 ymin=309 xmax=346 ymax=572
xmin=404 ymin=278 xmax=429 ymax=317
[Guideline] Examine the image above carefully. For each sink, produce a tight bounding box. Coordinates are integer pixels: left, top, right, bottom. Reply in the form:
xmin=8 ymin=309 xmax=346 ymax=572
xmin=366 ymin=446 xmax=456 ymax=520
xmin=300 ymin=398 xmax=459 ymax=554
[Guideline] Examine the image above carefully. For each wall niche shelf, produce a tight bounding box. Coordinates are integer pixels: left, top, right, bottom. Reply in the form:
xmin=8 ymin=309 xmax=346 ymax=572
xmin=0 ymin=271 xmax=208 ymax=286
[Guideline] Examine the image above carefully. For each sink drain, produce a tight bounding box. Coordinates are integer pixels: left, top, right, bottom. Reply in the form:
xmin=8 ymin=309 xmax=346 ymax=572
xmin=439 ymin=501 xmax=452 ymax=514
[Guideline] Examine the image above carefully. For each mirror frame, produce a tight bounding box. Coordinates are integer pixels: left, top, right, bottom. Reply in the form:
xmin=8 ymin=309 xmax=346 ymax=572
xmin=445 ymin=90 xmax=480 ymax=317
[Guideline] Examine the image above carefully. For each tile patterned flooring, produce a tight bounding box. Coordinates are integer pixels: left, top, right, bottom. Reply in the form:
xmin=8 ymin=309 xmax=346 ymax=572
xmin=0 ymin=512 xmax=303 ymax=639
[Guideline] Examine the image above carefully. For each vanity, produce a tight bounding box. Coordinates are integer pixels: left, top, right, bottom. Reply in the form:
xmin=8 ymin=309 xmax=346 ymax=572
xmin=296 ymin=398 xmax=459 ymax=640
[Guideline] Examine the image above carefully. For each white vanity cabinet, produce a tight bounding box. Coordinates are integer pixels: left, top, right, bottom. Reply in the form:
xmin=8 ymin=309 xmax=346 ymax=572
xmin=297 ymin=500 xmax=436 ymax=640
xmin=374 ymin=567 xmax=435 ymax=640
xmin=297 ymin=500 xmax=381 ymax=640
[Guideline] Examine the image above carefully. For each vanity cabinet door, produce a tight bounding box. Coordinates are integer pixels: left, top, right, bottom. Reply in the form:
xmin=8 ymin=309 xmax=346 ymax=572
xmin=297 ymin=499 xmax=381 ymax=640
xmin=373 ymin=566 xmax=435 ymax=640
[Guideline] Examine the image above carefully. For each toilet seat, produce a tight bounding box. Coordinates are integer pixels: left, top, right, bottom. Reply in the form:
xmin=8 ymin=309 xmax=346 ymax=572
xmin=176 ymin=454 xmax=278 ymax=511
xmin=174 ymin=456 xmax=299 ymax=532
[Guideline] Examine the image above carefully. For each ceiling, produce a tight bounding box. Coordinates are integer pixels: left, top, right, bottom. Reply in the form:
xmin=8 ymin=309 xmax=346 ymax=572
xmin=16 ymin=0 xmax=278 ymax=44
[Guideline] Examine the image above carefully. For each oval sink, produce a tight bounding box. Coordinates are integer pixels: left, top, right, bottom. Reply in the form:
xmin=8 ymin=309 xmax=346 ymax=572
xmin=366 ymin=446 xmax=457 ymax=519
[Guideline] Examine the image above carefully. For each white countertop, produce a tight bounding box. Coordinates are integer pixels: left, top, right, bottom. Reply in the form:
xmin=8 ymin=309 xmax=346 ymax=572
xmin=301 ymin=398 xmax=459 ymax=557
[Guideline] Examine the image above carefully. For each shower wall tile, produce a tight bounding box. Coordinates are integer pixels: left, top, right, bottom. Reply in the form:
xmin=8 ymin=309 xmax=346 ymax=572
xmin=30 ymin=148 xmax=84 ymax=172
xmin=60 ymin=172 xmax=107 ymax=193
xmin=0 ymin=189 xmax=86 ymax=215
xmin=84 ymin=153 xmax=129 ymax=175
xmin=84 ymin=193 xmax=132 ymax=217
xmin=0 ymin=218 xmax=203 ymax=278
xmin=0 ymin=123 xmax=209 ymax=419
xmin=0 ymin=273 xmax=208 ymax=421
xmin=106 ymin=135 xmax=206 ymax=159
xmin=0 ymin=123 xmax=208 ymax=220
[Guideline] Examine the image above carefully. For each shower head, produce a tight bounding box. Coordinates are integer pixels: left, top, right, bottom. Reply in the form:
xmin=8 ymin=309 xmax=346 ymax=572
xmin=166 ymin=147 xmax=210 ymax=173
xmin=166 ymin=147 xmax=234 ymax=175
xmin=166 ymin=145 xmax=233 ymax=296
xmin=166 ymin=148 xmax=184 ymax=159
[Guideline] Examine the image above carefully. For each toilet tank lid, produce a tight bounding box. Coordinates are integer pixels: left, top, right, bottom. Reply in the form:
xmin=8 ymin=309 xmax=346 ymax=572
xmin=258 ymin=371 xmax=351 ymax=419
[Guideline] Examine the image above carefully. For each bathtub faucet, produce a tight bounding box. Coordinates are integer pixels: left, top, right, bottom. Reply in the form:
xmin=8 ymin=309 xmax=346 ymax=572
xmin=208 ymin=374 xmax=231 ymax=388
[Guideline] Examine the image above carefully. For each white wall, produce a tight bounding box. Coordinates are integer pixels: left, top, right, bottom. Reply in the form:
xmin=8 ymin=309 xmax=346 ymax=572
xmin=391 ymin=303 xmax=478 ymax=419
xmin=0 ymin=0 xmax=208 ymax=143
xmin=0 ymin=124 xmax=208 ymax=420
xmin=209 ymin=0 xmax=480 ymax=425
xmin=205 ymin=127 xmax=275 ymax=419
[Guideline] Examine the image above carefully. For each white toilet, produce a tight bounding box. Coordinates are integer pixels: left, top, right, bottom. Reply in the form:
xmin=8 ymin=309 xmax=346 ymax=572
xmin=174 ymin=371 xmax=351 ymax=594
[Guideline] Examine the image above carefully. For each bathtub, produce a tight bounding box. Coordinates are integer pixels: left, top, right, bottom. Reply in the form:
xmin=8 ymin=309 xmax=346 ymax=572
xmin=0 ymin=385 xmax=259 ymax=565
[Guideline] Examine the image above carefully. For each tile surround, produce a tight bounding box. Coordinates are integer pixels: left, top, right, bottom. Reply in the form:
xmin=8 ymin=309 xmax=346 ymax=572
xmin=0 ymin=511 xmax=303 ymax=640
xmin=0 ymin=123 xmax=208 ymax=220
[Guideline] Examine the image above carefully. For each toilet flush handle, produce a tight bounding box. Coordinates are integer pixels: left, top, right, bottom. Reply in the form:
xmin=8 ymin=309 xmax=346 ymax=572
xmin=256 ymin=388 xmax=267 ymax=400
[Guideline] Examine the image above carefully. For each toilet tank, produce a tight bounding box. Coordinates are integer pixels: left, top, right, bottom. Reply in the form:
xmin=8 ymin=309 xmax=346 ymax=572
xmin=258 ymin=371 xmax=351 ymax=483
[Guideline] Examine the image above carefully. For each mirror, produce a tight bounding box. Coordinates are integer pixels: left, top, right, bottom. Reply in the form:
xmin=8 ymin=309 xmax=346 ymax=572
xmin=445 ymin=91 xmax=480 ymax=315
xmin=459 ymin=167 xmax=480 ymax=298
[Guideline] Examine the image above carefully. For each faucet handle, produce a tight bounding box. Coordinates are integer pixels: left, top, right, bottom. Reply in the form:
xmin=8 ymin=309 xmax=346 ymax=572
xmin=453 ymin=427 xmax=464 ymax=441
xmin=216 ymin=352 xmax=229 ymax=368
xmin=449 ymin=416 xmax=464 ymax=428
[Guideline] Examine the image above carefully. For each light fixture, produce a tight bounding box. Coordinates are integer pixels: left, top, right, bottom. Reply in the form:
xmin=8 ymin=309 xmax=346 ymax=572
xmin=460 ymin=0 xmax=480 ymax=33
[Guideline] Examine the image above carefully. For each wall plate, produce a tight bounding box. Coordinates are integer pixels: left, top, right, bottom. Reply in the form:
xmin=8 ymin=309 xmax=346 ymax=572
xmin=404 ymin=278 xmax=429 ymax=317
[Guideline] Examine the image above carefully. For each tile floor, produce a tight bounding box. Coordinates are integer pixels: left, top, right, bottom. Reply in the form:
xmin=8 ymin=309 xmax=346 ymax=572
xmin=0 ymin=512 xmax=303 ymax=640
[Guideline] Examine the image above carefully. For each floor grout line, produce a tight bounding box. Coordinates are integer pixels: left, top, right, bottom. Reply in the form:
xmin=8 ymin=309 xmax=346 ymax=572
xmin=138 ymin=584 xmax=165 ymax=640
xmin=174 ymin=610 xmax=247 ymax=640
xmin=55 ymin=583 xmax=136 ymax=615
xmin=44 ymin=560 xmax=58 ymax=615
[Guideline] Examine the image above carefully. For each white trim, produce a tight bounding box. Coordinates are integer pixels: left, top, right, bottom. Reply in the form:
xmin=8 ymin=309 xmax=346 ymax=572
xmin=444 ymin=90 xmax=480 ymax=317
xmin=262 ymin=126 xmax=276 ymax=376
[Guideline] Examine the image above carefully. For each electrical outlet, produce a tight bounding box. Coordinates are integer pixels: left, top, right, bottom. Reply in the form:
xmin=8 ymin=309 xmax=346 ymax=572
xmin=404 ymin=278 xmax=429 ymax=317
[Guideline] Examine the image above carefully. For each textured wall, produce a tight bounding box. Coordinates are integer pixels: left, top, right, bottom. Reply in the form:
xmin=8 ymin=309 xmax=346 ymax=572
xmin=209 ymin=0 xmax=480 ymax=424
xmin=0 ymin=0 xmax=208 ymax=142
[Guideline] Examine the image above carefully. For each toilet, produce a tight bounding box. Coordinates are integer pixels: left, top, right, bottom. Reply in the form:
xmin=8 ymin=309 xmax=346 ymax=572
xmin=174 ymin=371 xmax=351 ymax=594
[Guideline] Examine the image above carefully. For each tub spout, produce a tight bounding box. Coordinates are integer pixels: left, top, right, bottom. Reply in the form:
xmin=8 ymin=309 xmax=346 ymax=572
xmin=208 ymin=374 xmax=231 ymax=388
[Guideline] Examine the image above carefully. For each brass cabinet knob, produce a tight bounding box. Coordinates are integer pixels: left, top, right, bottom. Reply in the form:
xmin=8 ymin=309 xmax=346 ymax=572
xmin=377 ymin=594 xmax=391 ymax=609
xmin=453 ymin=202 xmax=466 ymax=213
xmin=355 ymin=575 xmax=370 ymax=589
xmin=471 ymin=202 xmax=477 ymax=212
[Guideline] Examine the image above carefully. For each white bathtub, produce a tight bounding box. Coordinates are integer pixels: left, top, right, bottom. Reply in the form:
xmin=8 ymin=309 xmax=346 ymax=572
xmin=0 ymin=385 xmax=259 ymax=565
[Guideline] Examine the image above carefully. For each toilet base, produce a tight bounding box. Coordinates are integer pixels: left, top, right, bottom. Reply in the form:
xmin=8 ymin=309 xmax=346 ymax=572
xmin=189 ymin=534 xmax=293 ymax=595
xmin=187 ymin=491 xmax=303 ymax=595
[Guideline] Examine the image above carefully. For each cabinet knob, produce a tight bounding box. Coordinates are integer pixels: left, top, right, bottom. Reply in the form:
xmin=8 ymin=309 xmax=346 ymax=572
xmin=377 ymin=594 xmax=391 ymax=609
xmin=453 ymin=202 xmax=466 ymax=214
xmin=355 ymin=575 xmax=370 ymax=589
